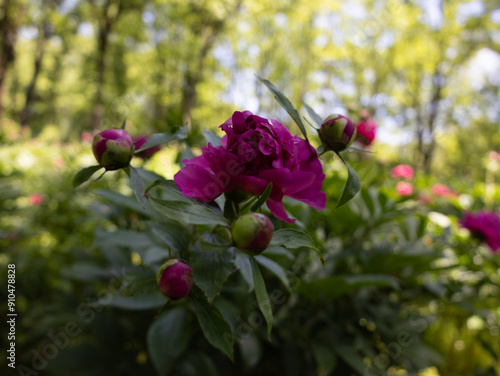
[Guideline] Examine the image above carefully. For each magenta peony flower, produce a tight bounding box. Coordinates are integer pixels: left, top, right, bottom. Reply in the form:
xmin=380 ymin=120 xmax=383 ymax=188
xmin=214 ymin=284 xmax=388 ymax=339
xmin=460 ymin=211 xmax=500 ymax=252
xmin=431 ymin=184 xmax=458 ymax=198
xmin=356 ymin=119 xmax=377 ymax=146
xmin=391 ymin=164 xmax=414 ymax=180
xmin=133 ymin=135 xmax=161 ymax=160
xmin=174 ymin=111 xmax=326 ymax=223
xmin=395 ymin=182 xmax=414 ymax=196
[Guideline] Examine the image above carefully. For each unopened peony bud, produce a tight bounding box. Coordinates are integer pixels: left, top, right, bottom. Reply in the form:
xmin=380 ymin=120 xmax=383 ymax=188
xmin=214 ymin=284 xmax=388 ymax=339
xmin=156 ymin=259 xmax=193 ymax=299
xmin=92 ymin=129 xmax=134 ymax=170
xmin=133 ymin=135 xmax=161 ymax=160
xmin=319 ymin=114 xmax=357 ymax=152
xmin=232 ymin=213 xmax=273 ymax=255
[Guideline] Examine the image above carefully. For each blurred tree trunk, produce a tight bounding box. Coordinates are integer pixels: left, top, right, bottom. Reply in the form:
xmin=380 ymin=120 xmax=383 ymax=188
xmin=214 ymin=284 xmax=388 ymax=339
xmin=181 ymin=20 xmax=224 ymax=131
xmin=19 ymin=21 xmax=51 ymax=127
xmin=91 ymin=0 xmax=122 ymax=131
xmin=0 ymin=0 xmax=18 ymax=127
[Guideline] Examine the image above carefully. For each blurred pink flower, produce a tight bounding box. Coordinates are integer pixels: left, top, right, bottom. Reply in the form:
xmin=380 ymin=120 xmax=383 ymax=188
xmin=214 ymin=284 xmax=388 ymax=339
xmin=28 ymin=193 xmax=44 ymax=206
xmin=489 ymin=151 xmax=500 ymax=161
xmin=355 ymin=119 xmax=377 ymax=146
xmin=395 ymin=182 xmax=414 ymax=196
xmin=460 ymin=211 xmax=500 ymax=252
xmin=417 ymin=193 xmax=432 ymax=204
xmin=81 ymin=132 xmax=93 ymax=143
xmin=390 ymin=164 xmax=414 ymax=180
xmin=359 ymin=109 xmax=371 ymax=119
xmin=431 ymin=184 xmax=458 ymax=198
xmin=52 ymin=156 xmax=65 ymax=168
xmin=174 ymin=110 xmax=326 ymax=223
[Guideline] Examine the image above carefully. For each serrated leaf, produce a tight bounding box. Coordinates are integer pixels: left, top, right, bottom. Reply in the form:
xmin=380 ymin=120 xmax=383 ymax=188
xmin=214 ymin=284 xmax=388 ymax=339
xmin=251 ymin=257 xmax=273 ymax=339
xmin=257 ymin=76 xmax=308 ymax=141
xmin=303 ymin=102 xmax=323 ymax=128
xmin=147 ymin=308 xmax=192 ymax=376
xmin=127 ymin=165 xmax=147 ymax=209
xmin=135 ymin=126 xmax=187 ymax=153
xmin=250 ymin=182 xmax=273 ymax=212
xmin=191 ymin=246 xmax=235 ymax=303
xmin=203 ymin=129 xmax=222 ymax=146
xmin=191 ymin=289 xmax=234 ymax=360
xmin=73 ymin=165 xmax=103 ymax=187
xmin=336 ymin=154 xmax=361 ymax=209
xmin=149 ymin=196 xmax=229 ymax=227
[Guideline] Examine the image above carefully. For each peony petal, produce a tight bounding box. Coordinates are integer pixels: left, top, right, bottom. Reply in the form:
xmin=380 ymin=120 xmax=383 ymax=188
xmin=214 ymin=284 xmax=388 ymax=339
xmin=233 ymin=175 xmax=269 ymax=196
xmin=258 ymin=168 xmax=315 ymax=195
xmin=266 ymin=197 xmax=295 ymax=223
xmin=174 ymin=163 xmax=227 ymax=202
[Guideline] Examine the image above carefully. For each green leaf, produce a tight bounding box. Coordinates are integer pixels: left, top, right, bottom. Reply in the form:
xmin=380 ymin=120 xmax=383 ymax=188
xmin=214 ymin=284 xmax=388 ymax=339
xmin=148 ymin=220 xmax=191 ymax=254
xmin=191 ymin=290 xmax=234 ymax=360
xmin=135 ymin=126 xmax=188 ymax=153
xmin=298 ymin=274 xmax=399 ymax=303
xmin=73 ymin=165 xmax=103 ymax=187
xmin=312 ymin=344 xmax=337 ymax=375
xmin=149 ymin=196 xmax=229 ymax=227
xmin=234 ymin=252 xmax=254 ymax=291
xmin=120 ymin=118 xmax=127 ymax=129
xmin=251 ymin=257 xmax=273 ymax=339
xmin=334 ymin=345 xmax=367 ymax=375
xmin=255 ymin=255 xmax=291 ymax=293
xmin=203 ymin=129 xmax=222 ymax=146
xmin=257 ymin=76 xmax=308 ymax=141
xmin=96 ymin=290 xmax=166 ymax=310
xmin=147 ymin=307 xmax=192 ymax=376
xmin=336 ymin=154 xmax=361 ymax=209
xmin=127 ymin=165 xmax=147 ymax=209
xmin=303 ymin=102 xmax=323 ymax=128
xmin=121 ymin=278 xmax=157 ymax=297
xmin=191 ymin=246 xmax=235 ymax=303
xmin=250 ymin=182 xmax=273 ymax=212
xmin=316 ymin=144 xmax=327 ymax=155
xmin=269 ymin=229 xmax=324 ymax=265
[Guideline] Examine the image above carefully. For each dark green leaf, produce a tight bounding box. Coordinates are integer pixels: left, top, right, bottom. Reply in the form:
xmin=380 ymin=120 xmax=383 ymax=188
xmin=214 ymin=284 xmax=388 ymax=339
xmin=73 ymin=165 xmax=103 ymax=187
xmin=312 ymin=344 xmax=337 ymax=375
xmin=250 ymin=182 xmax=273 ymax=212
xmin=336 ymin=154 xmax=361 ymax=209
xmin=122 ymin=278 xmax=157 ymax=297
xmin=135 ymin=126 xmax=188 ymax=153
xmin=257 ymin=76 xmax=308 ymax=141
xmin=191 ymin=246 xmax=235 ymax=303
xmin=303 ymin=102 xmax=323 ymax=128
xmin=298 ymin=274 xmax=399 ymax=302
xmin=148 ymin=220 xmax=191 ymax=254
xmin=149 ymin=196 xmax=229 ymax=227
xmin=120 ymin=118 xmax=127 ymax=129
xmin=316 ymin=144 xmax=327 ymax=155
xmin=191 ymin=290 xmax=234 ymax=360
xmin=128 ymin=165 xmax=147 ymax=209
xmin=147 ymin=308 xmax=192 ymax=376
xmin=96 ymin=290 xmax=166 ymax=310
xmin=334 ymin=345 xmax=367 ymax=375
xmin=234 ymin=252 xmax=254 ymax=291
xmin=251 ymin=257 xmax=273 ymax=339
xmin=255 ymin=255 xmax=291 ymax=293
xmin=203 ymin=129 xmax=222 ymax=146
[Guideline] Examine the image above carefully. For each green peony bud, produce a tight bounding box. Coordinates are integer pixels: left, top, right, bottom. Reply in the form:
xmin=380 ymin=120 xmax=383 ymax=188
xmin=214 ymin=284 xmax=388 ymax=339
xmin=231 ymin=213 xmax=273 ymax=255
xmin=92 ymin=129 xmax=134 ymax=170
xmin=319 ymin=114 xmax=357 ymax=152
